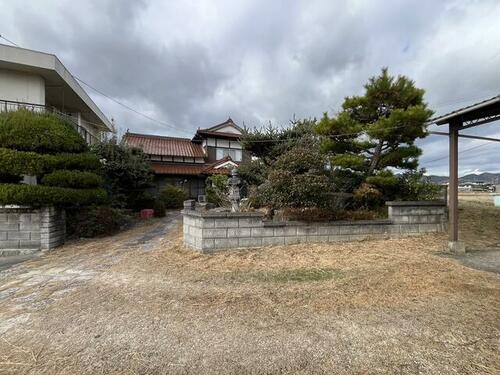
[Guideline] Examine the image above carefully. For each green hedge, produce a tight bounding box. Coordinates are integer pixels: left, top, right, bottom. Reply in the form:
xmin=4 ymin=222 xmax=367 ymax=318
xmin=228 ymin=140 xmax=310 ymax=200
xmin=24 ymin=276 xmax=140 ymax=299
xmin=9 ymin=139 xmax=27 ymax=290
xmin=0 ymin=184 xmax=107 ymax=207
xmin=0 ymin=148 xmax=101 ymax=176
xmin=0 ymin=110 xmax=88 ymax=154
xmin=160 ymin=184 xmax=188 ymax=209
xmin=41 ymin=170 xmax=103 ymax=188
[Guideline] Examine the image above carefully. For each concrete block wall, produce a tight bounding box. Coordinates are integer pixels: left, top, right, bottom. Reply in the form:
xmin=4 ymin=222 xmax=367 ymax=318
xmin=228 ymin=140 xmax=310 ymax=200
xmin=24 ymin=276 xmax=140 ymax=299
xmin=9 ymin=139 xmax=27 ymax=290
xmin=0 ymin=206 xmax=65 ymax=254
xmin=182 ymin=200 xmax=447 ymax=253
xmin=40 ymin=207 xmax=66 ymax=250
xmin=387 ymin=201 xmax=447 ymax=224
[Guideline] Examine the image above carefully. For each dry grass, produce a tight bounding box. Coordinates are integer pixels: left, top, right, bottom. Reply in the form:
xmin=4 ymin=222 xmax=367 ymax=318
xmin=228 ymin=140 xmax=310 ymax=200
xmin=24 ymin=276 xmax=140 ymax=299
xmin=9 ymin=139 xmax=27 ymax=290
xmin=0 ymin=207 xmax=499 ymax=374
xmin=458 ymin=193 xmax=500 ymax=249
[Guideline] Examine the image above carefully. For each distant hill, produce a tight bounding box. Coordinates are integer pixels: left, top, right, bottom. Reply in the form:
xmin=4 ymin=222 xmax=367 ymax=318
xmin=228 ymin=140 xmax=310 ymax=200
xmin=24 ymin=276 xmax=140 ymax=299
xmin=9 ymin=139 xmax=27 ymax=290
xmin=427 ymin=172 xmax=500 ymax=185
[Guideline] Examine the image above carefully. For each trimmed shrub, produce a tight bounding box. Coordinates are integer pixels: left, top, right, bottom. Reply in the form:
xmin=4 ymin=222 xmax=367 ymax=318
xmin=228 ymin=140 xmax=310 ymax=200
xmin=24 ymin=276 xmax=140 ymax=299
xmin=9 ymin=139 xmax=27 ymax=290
xmin=259 ymin=144 xmax=342 ymax=210
xmin=41 ymin=170 xmax=103 ymax=188
xmin=282 ymin=207 xmax=336 ymax=222
xmin=396 ymin=169 xmax=443 ymax=201
xmin=238 ymin=159 xmax=268 ymax=186
xmin=160 ymin=184 xmax=188 ymax=209
xmin=353 ymin=183 xmax=383 ymax=209
xmin=0 ymin=148 xmax=101 ymax=176
xmin=283 ymin=207 xmax=384 ymax=222
xmin=0 ymin=184 xmax=107 ymax=207
xmin=0 ymin=110 xmax=106 ymax=209
xmin=205 ymin=175 xmax=230 ymax=207
xmin=0 ymin=109 xmax=87 ymax=154
xmin=51 ymin=152 xmax=102 ymax=172
xmin=153 ymin=199 xmax=166 ymax=217
xmin=66 ymin=206 xmax=132 ymax=238
xmin=0 ymin=148 xmax=47 ymax=176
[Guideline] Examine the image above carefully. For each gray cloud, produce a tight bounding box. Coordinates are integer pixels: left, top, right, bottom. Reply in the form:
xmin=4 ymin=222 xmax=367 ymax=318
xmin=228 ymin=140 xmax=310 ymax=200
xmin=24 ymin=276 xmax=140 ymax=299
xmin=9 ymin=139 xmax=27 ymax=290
xmin=1 ymin=0 xmax=499 ymax=175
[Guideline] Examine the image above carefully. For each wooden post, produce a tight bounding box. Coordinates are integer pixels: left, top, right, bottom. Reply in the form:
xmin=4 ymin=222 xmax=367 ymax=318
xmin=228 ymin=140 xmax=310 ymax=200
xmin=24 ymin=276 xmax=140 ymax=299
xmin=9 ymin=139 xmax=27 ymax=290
xmin=448 ymin=121 xmax=465 ymax=252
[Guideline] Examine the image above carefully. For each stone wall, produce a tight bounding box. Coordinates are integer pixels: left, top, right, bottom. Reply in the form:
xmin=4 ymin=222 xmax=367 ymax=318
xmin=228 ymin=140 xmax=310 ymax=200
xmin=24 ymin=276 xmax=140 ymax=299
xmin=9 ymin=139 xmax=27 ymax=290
xmin=183 ymin=201 xmax=447 ymax=253
xmin=0 ymin=206 xmax=66 ymax=255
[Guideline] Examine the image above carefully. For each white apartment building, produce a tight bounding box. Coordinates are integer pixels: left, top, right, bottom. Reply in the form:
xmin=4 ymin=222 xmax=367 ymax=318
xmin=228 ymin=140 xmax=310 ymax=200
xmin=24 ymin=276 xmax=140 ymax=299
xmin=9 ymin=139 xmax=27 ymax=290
xmin=0 ymin=43 xmax=112 ymax=143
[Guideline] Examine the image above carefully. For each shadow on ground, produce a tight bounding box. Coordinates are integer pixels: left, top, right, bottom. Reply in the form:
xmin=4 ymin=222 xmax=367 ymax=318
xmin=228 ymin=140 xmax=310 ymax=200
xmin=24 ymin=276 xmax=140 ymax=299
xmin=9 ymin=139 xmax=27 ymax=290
xmin=443 ymin=248 xmax=500 ymax=274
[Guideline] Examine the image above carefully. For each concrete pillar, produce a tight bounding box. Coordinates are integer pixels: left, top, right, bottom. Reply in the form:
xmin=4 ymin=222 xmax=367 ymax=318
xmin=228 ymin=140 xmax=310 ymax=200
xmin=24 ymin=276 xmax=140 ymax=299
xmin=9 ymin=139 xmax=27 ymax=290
xmin=40 ymin=207 xmax=66 ymax=250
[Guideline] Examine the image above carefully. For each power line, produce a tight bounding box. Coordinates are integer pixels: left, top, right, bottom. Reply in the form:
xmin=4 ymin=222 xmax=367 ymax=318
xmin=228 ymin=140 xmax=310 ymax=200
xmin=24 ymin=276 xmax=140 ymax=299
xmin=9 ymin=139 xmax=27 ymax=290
xmin=70 ymin=76 xmax=466 ymax=143
xmin=0 ymin=32 xmax=193 ymax=136
xmin=422 ymin=141 xmax=496 ymax=165
xmin=429 ymin=131 xmax=500 ymax=143
xmin=1 ymin=32 xmax=498 ymax=144
xmin=73 ymin=75 xmax=194 ymax=136
xmin=0 ymin=34 xmax=19 ymax=47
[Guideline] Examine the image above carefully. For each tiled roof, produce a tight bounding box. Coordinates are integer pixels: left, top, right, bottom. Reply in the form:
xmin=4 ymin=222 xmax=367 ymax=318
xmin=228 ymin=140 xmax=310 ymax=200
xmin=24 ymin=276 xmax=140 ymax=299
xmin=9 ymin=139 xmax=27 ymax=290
xmin=194 ymin=117 xmax=243 ymax=140
xmin=202 ymin=155 xmax=237 ymax=175
xmin=151 ymin=163 xmax=206 ymax=175
xmin=150 ymin=157 xmax=237 ymax=176
xmin=124 ymin=132 xmax=205 ymax=157
xmin=202 ymin=117 xmax=243 ymax=132
xmin=195 ymin=130 xmax=242 ymax=139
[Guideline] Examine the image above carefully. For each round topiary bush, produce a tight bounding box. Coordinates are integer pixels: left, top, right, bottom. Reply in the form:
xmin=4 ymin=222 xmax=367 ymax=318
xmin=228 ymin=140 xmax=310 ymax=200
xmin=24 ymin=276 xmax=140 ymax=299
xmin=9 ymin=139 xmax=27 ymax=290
xmin=0 ymin=148 xmax=102 ymax=176
xmin=0 ymin=184 xmax=107 ymax=207
xmin=41 ymin=170 xmax=103 ymax=189
xmin=0 ymin=110 xmax=106 ymax=207
xmin=0 ymin=109 xmax=88 ymax=154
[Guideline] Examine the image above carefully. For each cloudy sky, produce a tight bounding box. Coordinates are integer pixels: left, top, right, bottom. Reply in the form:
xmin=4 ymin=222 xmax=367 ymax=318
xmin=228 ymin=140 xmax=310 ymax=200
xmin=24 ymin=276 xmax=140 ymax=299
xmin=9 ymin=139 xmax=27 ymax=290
xmin=1 ymin=0 xmax=499 ymax=175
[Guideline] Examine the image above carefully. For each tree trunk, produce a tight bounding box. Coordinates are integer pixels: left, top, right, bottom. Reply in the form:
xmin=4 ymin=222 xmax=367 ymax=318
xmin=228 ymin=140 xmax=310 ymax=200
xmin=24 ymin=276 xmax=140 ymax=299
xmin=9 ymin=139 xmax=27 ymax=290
xmin=368 ymin=140 xmax=383 ymax=176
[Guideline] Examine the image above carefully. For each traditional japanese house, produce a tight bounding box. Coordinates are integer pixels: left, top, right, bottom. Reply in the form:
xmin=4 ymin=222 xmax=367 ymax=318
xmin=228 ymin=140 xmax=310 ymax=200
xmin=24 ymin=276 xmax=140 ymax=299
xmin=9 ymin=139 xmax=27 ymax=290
xmin=123 ymin=118 xmax=248 ymax=198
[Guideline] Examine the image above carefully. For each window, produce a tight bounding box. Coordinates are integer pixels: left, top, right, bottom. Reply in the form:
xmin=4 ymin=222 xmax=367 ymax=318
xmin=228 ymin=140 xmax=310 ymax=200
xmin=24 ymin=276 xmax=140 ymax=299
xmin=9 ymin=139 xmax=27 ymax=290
xmin=216 ymin=148 xmax=242 ymax=162
xmin=216 ymin=148 xmax=225 ymax=160
xmin=229 ymin=141 xmax=242 ymax=149
xmin=217 ymin=139 xmax=230 ymax=148
xmin=233 ymin=149 xmax=242 ymax=161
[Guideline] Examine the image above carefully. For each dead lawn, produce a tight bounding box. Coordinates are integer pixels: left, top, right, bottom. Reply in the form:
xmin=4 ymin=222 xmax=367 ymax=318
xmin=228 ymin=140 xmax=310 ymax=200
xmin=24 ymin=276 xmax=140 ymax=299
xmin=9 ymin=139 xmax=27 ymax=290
xmin=458 ymin=193 xmax=500 ymax=249
xmin=0 ymin=205 xmax=499 ymax=374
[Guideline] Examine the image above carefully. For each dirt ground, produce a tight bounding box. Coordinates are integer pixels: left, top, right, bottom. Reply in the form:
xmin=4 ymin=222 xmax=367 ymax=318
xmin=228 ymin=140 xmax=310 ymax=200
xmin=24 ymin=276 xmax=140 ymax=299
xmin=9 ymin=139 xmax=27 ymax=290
xmin=0 ymin=204 xmax=499 ymax=374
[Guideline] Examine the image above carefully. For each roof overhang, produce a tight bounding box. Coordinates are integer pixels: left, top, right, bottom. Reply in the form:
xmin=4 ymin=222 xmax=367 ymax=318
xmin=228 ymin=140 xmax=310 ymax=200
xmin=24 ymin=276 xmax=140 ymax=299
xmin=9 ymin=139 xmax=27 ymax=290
xmin=213 ymin=160 xmax=238 ymax=169
xmin=430 ymin=95 xmax=500 ymax=128
xmin=0 ymin=43 xmax=112 ymax=131
xmin=193 ymin=117 xmax=243 ymax=141
xmin=193 ymin=129 xmax=242 ymax=140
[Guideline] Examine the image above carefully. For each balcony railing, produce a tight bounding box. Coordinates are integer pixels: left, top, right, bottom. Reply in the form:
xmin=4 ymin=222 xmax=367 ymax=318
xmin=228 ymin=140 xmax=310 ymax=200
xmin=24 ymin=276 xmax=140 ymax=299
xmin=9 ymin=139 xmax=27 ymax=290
xmin=0 ymin=99 xmax=100 ymax=145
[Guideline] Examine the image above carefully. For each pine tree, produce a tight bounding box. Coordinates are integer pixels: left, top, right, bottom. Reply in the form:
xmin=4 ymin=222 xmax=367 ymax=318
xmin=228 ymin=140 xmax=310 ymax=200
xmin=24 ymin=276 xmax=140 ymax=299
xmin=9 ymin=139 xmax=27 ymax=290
xmin=317 ymin=68 xmax=433 ymax=194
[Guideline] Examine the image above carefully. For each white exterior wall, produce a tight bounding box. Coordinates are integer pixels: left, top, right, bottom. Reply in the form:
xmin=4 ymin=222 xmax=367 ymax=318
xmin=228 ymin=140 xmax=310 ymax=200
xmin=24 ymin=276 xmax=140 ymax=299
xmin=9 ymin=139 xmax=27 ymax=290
xmin=0 ymin=69 xmax=45 ymax=105
xmin=217 ymin=125 xmax=241 ymax=134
